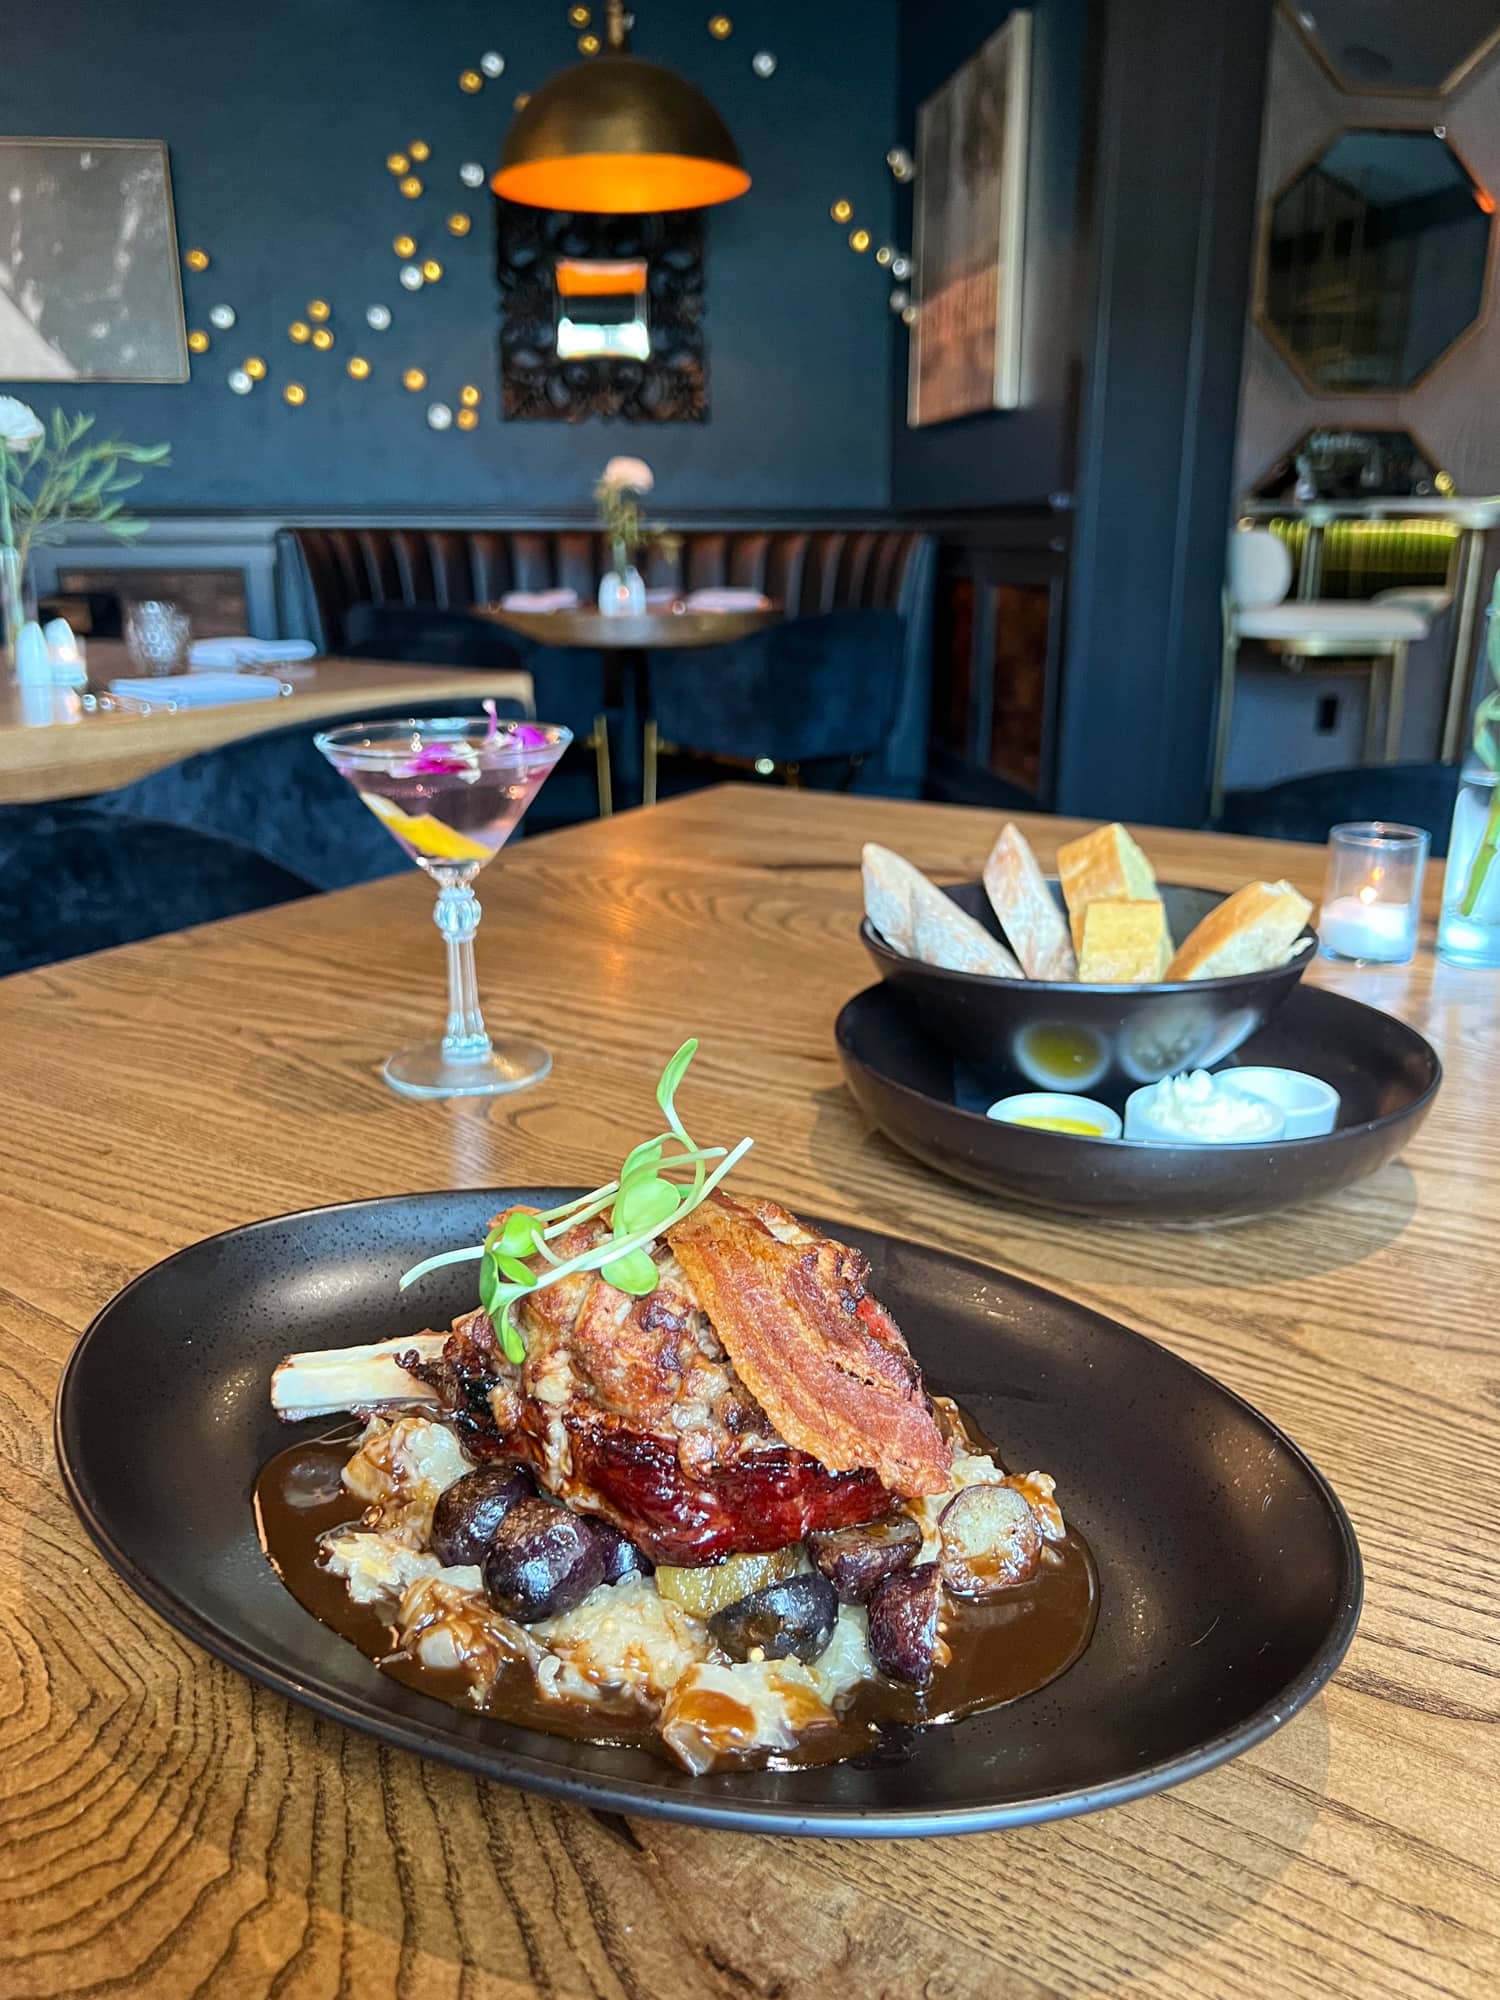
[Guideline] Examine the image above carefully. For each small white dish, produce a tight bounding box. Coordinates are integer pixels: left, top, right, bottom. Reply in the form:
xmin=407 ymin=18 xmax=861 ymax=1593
xmin=1223 ymin=1066 xmax=1340 ymax=1139
xmin=1124 ymin=1072 xmax=1287 ymax=1145
xmin=986 ymin=1091 xmax=1123 ymax=1138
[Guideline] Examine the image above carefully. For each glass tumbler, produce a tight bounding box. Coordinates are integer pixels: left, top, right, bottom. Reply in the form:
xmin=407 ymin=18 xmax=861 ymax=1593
xmin=1319 ymin=822 xmax=1428 ymax=965
xmin=124 ymin=599 xmax=191 ymax=675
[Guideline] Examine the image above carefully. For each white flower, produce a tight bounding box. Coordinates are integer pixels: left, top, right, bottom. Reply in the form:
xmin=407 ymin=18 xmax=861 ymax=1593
xmin=0 ymin=397 xmax=43 ymax=450
xmin=599 ymin=455 xmax=653 ymax=494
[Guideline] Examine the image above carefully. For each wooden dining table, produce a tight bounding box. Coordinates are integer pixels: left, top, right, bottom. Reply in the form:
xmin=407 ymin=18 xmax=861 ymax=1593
xmin=0 ymin=642 xmax=536 ymax=805
xmin=1 ymin=785 xmax=1494 ymax=2000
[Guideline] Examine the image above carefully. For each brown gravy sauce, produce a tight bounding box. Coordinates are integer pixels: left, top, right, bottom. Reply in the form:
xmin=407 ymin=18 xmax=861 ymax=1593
xmin=254 ymin=1432 xmax=1098 ymax=1770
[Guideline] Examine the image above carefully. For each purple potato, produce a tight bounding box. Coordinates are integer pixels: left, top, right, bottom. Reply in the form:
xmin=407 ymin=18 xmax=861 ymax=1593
xmin=805 ymin=1512 xmax=922 ymax=1603
xmin=594 ymin=1520 xmax=655 ymax=1584
xmin=708 ymin=1573 xmax=839 ymax=1664
xmin=938 ymin=1484 xmax=1042 ymax=1599
xmin=482 ymin=1497 xmax=609 ymax=1622
xmin=431 ymin=1462 xmax=536 ymax=1567
xmin=867 ymin=1562 xmax=943 ymax=1688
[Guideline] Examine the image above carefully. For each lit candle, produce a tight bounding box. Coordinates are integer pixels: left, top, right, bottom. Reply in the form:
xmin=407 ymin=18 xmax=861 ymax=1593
xmin=1321 ymin=822 xmax=1428 ymax=966
xmin=1319 ymin=884 xmax=1414 ymax=962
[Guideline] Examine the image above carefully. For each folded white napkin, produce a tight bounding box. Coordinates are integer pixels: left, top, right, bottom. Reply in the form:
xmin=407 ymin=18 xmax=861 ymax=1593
xmin=499 ymin=588 xmax=580 ymax=613
xmin=683 ymin=588 xmax=772 ymax=612
xmin=644 ymin=588 xmax=681 ymax=610
xmin=188 ymin=637 xmax=318 ymax=667
xmin=109 ymin=672 xmax=286 ymax=707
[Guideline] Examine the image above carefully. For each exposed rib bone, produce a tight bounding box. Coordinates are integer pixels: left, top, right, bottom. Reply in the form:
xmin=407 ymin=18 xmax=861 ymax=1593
xmin=271 ymin=1336 xmax=446 ymax=1420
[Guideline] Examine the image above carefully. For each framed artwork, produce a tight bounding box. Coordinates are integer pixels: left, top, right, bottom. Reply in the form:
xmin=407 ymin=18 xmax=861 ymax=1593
xmin=909 ymin=12 xmax=1031 ymax=426
xmin=0 ymin=138 xmax=188 ymax=383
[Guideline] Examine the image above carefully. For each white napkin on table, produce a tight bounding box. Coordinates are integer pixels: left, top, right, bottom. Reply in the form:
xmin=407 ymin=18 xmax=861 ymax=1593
xmin=498 ymin=588 xmax=580 ymax=613
xmin=683 ymin=588 xmax=771 ymax=612
xmin=187 ymin=637 xmax=318 ymax=667
xmin=109 ymin=672 xmax=286 ymax=707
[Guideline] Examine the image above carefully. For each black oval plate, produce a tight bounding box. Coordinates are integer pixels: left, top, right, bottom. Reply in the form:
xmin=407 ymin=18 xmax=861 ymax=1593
xmin=838 ymin=981 xmax=1440 ymax=1223
xmin=55 ymin=1192 xmax=1361 ymax=1837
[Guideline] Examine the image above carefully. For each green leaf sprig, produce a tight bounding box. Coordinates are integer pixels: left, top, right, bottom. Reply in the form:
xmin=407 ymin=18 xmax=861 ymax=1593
xmin=398 ymin=1040 xmax=751 ymax=1364
xmin=1 ymin=409 xmax=170 ymax=575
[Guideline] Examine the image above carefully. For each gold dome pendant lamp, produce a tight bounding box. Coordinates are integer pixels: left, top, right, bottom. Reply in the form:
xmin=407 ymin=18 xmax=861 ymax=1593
xmin=491 ymin=0 xmax=749 ymax=213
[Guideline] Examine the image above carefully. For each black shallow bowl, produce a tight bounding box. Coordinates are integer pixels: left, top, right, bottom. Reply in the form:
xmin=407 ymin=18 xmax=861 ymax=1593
xmin=862 ymin=881 xmax=1318 ymax=1096
xmin=57 ymin=1191 xmax=1361 ymax=1837
xmin=838 ymin=981 xmax=1440 ymax=1223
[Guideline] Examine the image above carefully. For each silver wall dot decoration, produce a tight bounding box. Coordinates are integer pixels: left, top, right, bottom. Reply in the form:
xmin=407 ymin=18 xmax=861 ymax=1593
xmin=427 ymin=402 xmax=453 ymax=430
xmin=480 ymin=50 xmax=505 ymax=76
xmin=227 ymin=368 xmax=253 ymax=394
xmin=459 ymin=161 xmax=486 ymax=188
xmin=399 ymin=264 xmax=424 ymax=291
xmin=209 ymin=304 xmax=237 ymax=330
xmin=889 ymin=253 xmax=911 ymax=280
xmin=888 ymin=288 xmax=910 ymax=313
xmin=752 ymin=50 xmax=776 ymax=76
xmin=886 ymin=146 xmax=913 ymax=182
xmin=366 ymin=303 xmax=392 ymax=330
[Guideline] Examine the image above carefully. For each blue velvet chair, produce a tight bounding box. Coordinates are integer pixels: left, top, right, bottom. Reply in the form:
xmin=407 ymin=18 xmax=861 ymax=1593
xmin=1213 ymin=762 xmax=1458 ymax=857
xmin=643 ymin=610 xmax=908 ymax=798
xmin=0 ymin=805 xmax=315 ymax=978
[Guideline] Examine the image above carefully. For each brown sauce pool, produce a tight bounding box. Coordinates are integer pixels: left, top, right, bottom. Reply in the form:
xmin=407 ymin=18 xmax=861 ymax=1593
xmin=254 ymin=1434 xmax=1098 ymax=1770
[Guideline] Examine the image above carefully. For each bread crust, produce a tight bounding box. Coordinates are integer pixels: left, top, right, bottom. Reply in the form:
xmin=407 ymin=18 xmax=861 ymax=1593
xmin=983 ymin=823 xmax=1076 ymax=981
xmin=1165 ymin=880 xmax=1312 ymax=980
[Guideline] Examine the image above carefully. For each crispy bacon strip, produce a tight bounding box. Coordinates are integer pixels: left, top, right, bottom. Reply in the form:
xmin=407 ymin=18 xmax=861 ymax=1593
xmin=666 ymin=1195 xmax=951 ymax=1498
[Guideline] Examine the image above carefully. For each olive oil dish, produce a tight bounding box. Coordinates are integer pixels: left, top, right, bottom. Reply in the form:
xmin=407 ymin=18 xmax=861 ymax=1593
xmin=261 ymin=1043 xmax=1097 ymax=1774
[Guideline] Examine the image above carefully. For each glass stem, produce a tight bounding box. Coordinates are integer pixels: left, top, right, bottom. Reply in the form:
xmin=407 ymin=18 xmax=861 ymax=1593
xmin=433 ymin=878 xmax=492 ymax=1065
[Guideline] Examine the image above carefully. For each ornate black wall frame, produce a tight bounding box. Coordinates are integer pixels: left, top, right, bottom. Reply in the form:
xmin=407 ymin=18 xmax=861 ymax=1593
xmin=495 ymin=203 xmax=707 ymax=422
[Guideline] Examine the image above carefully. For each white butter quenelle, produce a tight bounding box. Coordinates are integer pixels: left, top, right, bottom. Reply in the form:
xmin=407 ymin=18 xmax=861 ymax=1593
xmin=1124 ymin=1070 xmax=1286 ymax=1145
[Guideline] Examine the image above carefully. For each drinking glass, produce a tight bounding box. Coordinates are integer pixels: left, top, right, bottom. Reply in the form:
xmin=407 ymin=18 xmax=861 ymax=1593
xmin=1319 ymin=821 xmax=1428 ymax=965
xmin=316 ymin=715 xmax=571 ymax=1098
xmin=124 ymin=599 xmax=191 ymax=675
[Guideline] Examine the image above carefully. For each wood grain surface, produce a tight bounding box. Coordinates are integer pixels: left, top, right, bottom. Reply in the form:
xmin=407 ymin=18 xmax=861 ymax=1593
xmin=1 ymin=785 xmax=1496 ymax=2000
xmin=0 ymin=647 xmax=535 ymax=804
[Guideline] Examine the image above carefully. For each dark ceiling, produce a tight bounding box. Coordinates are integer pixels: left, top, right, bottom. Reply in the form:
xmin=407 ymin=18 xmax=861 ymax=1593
xmin=1291 ymin=0 xmax=1500 ymax=91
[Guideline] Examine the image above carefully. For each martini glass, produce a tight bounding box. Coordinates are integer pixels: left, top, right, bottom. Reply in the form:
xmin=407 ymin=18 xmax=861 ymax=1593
xmin=316 ymin=714 xmax=571 ymax=1098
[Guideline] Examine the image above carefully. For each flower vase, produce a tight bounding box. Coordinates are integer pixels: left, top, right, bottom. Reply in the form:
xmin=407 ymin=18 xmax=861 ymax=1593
xmin=1439 ymin=605 xmax=1500 ymax=968
xmin=598 ymin=544 xmax=646 ymax=617
xmin=0 ymin=545 xmax=28 ymax=676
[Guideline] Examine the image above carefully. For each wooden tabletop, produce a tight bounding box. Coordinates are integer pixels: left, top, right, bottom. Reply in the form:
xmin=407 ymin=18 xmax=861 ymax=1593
xmin=0 ymin=643 xmax=536 ymax=804
xmin=1 ymin=786 xmax=1495 ymax=2000
xmin=481 ymin=603 xmax=780 ymax=649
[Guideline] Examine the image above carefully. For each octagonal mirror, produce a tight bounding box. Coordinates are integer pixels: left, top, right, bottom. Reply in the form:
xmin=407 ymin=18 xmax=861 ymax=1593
xmin=1261 ymin=129 xmax=1493 ymax=392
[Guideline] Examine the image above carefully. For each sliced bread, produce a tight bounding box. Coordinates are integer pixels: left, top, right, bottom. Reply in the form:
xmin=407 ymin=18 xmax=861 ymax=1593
xmin=1165 ymin=880 xmax=1313 ymax=980
xmin=862 ymin=843 xmax=1024 ymax=978
xmin=1076 ymin=899 xmax=1173 ymax=983
xmin=983 ymin=822 xmax=1076 ymax=980
xmin=1056 ymin=822 xmax=1159 ymax=917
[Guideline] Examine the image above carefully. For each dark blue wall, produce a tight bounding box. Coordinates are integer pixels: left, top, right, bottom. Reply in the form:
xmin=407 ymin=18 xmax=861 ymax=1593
xmin=889 ymin=0 xmax=1090 ymax=512
xmin=0 ymin=0 xmax=896 ymax=514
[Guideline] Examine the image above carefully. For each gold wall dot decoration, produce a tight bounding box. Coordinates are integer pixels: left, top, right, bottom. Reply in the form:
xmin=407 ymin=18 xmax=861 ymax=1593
xmin=456 ymin=406 xmax=479 ymax=431
xmin=708 ymin=15 xmax=733 ymax=38
xmin=288 ymin=320 xmax=311 ymax=343
xmin=311 ymin=326 xmax=334 ymax=350
xmin=403 ymin=367 xmax=427 ymax=391
xmin=393 ymin=233 xmax=416 ymax=257
xmin=579 ymin=32 xmax=600 ymax=53
xmin=514 ymin=92 xmax=530 ymax=109
xmin=849 ymin=228 xmax=871 ymax=252
xmin=187 ymin=328 xmax=210 ymax=353
xmin=459 ymin=68 xmax=483 ymax=92
xmin=387 ymin=152 xmax=409 ymax=175
xmin=409 ymin=139 xmax=431 ymax=163
xmin=347 ymin=355 xmax=371 ymax=379
xmin=569 ymin=5 xmax=590 ymax=24
xmin=875 ymin=244 xmax=892 ymax=266
xmin=307 ymin=299 xmax=330 ymax=321
xmin=830 ymin=198 xmax=852 ymax=223
xmin=900 ymin=304 xmax=917 ymax=326
xmin=886 ymin=146 xmax=913 ymax=182
xmin=399 ymin=175 xmax=423 ymax=198
xmin=185 ymin=247 xmax=210 ymax=271
xmin=421 ymin=258 xmax=443 ymax=282
xmin=283 ymin=382 xmax=307 ymax=405
xmin=245 ymin=356 xmax=267 ymax=379
xmin=459 ymin=383 xmax=481 ymax=406
xmin=446 ymin=212 xmax=471 ymax=236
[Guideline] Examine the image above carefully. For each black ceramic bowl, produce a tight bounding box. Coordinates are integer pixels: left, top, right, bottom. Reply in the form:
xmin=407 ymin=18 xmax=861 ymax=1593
xmin=861 ymin=881 xmax=1317 ymax=1097
xmin=836 ymin=980 xmax=1440 ymax=1223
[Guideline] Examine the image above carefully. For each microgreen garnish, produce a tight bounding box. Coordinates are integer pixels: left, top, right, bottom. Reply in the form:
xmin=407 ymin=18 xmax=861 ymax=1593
xmin=398 ymin=1040 xmax=751 ymax=1364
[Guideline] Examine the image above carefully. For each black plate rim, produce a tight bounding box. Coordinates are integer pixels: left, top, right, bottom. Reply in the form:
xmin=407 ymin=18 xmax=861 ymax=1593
xmin=836 ymin=980 xmax=1443 ymax=1161
xmin=54 ymin=1192 xmax=1364 ymax=1839
xmin=860 ymin=878 xmax=1319 ymax=996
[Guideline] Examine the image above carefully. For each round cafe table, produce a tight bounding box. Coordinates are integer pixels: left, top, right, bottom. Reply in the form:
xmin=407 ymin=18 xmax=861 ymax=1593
xmin=477 ymin=602 xmax=781 ymax=807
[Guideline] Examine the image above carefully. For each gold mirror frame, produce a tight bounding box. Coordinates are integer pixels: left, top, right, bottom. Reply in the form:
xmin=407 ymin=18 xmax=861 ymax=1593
xmin=1251 ymin=124 xmax=1497 ymax=396
xmin=1279 ymin=0 xmax=1500 ymax=100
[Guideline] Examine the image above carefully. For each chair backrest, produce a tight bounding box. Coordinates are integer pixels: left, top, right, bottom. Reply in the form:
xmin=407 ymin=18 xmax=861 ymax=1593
xmin=0 ymin=804 xmax=314 ymax=977
xmin=1212 ymin=761 xmax=1459 ymax=855
xmin=1227 ymin=529 xmax=1293 ymax=611
xmin=342 ymin=602 xmax=531 ymax=676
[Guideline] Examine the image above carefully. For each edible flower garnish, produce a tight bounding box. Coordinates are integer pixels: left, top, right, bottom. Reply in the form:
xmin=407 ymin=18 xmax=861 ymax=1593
xmin=400 ymin=704 xmax=554 ymax=776
xmin=398 ymin=1040 xmax=752 ymax=1363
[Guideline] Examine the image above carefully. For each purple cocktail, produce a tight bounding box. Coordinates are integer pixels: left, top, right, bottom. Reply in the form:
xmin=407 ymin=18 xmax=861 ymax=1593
xmin=316 ymin=713 xmax=571 ymax=1097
